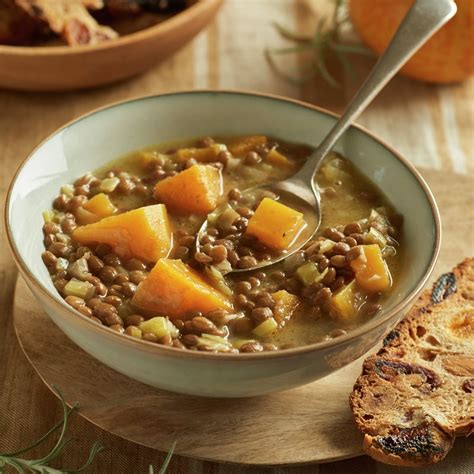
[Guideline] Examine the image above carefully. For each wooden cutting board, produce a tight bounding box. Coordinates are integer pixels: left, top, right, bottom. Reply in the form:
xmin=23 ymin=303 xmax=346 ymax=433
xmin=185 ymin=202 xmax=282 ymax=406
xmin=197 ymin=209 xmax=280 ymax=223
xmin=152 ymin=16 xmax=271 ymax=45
xmin=13 ymin=168 xmax=473 ymax=466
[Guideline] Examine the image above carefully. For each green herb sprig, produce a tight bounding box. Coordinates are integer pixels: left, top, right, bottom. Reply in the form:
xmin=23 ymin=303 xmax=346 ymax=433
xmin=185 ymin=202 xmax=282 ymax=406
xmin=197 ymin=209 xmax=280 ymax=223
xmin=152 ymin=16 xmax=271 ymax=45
xmin=265 ymin=0 xmax=373 ymax=87
xmin=0 ymin=387 xmax=104 ymax=473
xmin=0 ymin=387 xmax=176 ymax=473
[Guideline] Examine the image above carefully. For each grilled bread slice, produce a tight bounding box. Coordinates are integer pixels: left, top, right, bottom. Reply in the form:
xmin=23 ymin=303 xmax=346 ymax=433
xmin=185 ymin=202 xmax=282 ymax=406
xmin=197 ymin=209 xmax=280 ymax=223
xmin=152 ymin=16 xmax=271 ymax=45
xmin=350 ymin=258 xmax=474 ymax=467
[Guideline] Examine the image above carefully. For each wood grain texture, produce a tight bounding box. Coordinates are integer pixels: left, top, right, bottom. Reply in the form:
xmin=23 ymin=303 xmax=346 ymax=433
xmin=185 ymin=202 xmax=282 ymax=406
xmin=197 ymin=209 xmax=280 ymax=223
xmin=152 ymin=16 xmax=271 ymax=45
xmin=11 ymin=169 xmax=474 ymax=467
xmin=1 ymin=0 xmax=473 ymax=471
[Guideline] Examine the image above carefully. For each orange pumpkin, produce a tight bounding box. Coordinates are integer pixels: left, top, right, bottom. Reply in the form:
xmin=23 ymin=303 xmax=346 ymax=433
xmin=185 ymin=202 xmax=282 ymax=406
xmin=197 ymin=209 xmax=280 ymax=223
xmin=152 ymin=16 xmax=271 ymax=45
xmin=349 ymin=0 xmax=474 ymax=83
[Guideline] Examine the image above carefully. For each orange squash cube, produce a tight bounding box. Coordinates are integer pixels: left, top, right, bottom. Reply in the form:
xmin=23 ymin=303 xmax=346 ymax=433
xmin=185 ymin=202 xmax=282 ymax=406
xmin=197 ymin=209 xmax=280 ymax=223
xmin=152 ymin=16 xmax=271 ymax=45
xmin=75 ymin=207 xmax=101 ymax=225
xmin=350 ymin=244 xmax=392 ymax=293
xmin=246 ymin=198 xmax=306 ymax=250
xmin=227 ymin=135 xmax=267 ymax=156
xmin=266 ymin=149 xmax=295 ymax=169
xmin=174 ymin=145 xmax=224 ymax=163
xmin=83 ymin=193 xmax=117 ymax=218
xmin=154 ymin=164 xmax=222 ymax=215
xmin=72 ymin=204 xmax=172 ymax=263
xmin=132 ymin=259 xmax=233 ymax=319
xmin=272 ymin=290 xmax=300 ymax=324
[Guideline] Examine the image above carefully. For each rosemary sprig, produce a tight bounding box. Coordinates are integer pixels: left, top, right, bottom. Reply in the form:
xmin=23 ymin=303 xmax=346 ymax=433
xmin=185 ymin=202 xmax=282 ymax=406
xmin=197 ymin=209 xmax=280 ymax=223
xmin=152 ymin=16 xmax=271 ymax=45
xmin=0 ymin=386 xmax=104 ymax=473
xmin=148 ymin=441 xmax=176 ymax=474
xmin=266 ymin=0 xmax=373 ymax=87
xmin=0 ymin=386 xmax=176 ymax=473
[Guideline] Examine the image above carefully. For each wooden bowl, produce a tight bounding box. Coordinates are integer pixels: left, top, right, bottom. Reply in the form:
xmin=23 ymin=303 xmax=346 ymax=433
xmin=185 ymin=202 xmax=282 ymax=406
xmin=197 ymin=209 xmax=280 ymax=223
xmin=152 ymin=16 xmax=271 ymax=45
xmin=0 ymin=0 xmax=222 ymax=91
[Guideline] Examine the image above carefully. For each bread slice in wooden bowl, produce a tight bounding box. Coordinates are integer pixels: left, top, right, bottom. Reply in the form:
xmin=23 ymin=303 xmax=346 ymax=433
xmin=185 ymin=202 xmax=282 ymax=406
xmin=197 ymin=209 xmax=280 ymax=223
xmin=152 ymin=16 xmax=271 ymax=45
xmin=350 ymin=258 xmax=473 ymax=467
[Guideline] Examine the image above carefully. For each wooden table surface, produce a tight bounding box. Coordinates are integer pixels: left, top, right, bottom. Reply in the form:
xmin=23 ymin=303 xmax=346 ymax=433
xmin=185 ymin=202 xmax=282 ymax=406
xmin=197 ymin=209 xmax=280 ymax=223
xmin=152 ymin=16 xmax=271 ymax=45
xmin=1 ymin=1 xmax=473 ymax=473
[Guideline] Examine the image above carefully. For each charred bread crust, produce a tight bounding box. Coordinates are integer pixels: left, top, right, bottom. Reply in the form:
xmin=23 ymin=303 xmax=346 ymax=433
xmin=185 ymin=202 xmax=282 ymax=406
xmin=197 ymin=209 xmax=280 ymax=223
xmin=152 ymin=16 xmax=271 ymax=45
xmin=362 ymin=422 xmax=454 ymax=467
xmin=350 ymin=258 xmax=474 ymax=467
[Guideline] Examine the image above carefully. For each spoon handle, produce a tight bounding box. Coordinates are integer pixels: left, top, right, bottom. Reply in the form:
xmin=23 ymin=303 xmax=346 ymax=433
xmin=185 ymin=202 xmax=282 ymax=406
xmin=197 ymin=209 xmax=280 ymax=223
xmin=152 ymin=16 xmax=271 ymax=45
xmin=292 ymin=0 xmax=457 ymax=185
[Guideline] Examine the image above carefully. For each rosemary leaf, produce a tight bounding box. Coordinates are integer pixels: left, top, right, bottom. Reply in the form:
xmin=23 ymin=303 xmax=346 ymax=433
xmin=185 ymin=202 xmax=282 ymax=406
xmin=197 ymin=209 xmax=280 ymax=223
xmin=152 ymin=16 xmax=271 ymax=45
xmin=0 ymin=406 xmax=77 ymax=458
xmin=0 ymin=386 xmax=103 ymax=474
xmin=315 ymin=44 xmax=341 ymax=88
xmin=66 ymin=442 xmax=106 ymax=473
xmin=334 ymin=47 xmax=356 ymax=82
xmin=31 ymin=388 xmax=72 ymax=466
xmin=4 ymin=458 xmax=26 ymax=473
xmin=268 ymin=0 xmax=371 ymax=87
xmin=265 ymin=50 xmax=315 ymax=86
xmin=273 ymin=22 xmax=312 ymax=42
xmin=267 ymin=43 xmax=318 ymax=55
xmin=331 ymin=43 xmax=374 ymax=56
xmin=158 ymin=441 xmax=176 ymax=474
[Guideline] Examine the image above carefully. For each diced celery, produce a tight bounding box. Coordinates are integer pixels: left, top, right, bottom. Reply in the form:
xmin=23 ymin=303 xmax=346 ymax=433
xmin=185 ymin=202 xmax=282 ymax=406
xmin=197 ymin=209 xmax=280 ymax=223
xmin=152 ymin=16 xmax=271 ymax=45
xmin=201 ymin=334 xmax=229 ymax=344
xmin=63 ymin=278 xmax=95 ymax=299
xmin=214 ymin=259 xmax=233 ymax=275
xmin=56 ymin=258 xmax=69 ymax=272
xmin=365 ymin=227 xmax=387 ymax=248
xmin=382 ymin=245 xmax=397 ymax=258
xmin=331 ymin=280 xmax=365 ymax=321
xmin=67 ymin=258 xmax=90 ymax=280
xmin=231 ymin=338 xmax=257 ymax=349
xmin=204 ymin=266 xmax=232 ymax=295
xmin=296 ymin=262 xmax=321 ymax=286
xmin=139 ymin=317 xmax=169 ymax=338
xmin=100 ymin=177 xmax=120 ymax=193
xmin=252 ymin=317 xmax=278 ymax=337
xmin=197 ymin=334 xmax=231 ymax=351
xmin=314 ymin=267 xmax=328 ymax=284
xmin=370 ymin=208 xmax=388 ymax=225
xmin=167 ymin=319 xmax=179 ymax=338
xmin=217 ymin=207 xmax=240 ymax=231
xmin=61 ymin=184 xmax=75 ymax=197
xmin=331 ymin=280 xmax=356 ymax=320
xmin=128 ymin=327 xmax=142 ymax=339
xmin=319 ymin=239 xmax=336 ymax=254
xmin=42 ymin=210 xmax=55 ymax=223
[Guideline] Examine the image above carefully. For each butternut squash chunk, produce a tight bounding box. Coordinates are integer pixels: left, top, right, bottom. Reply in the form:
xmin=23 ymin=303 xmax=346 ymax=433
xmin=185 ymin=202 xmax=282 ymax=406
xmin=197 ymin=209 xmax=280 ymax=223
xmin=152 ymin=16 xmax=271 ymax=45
xmin=266 ymin=148 xmax=295 ymax=169
xmin=72 ymin=204 xmax=172 ymax=263
xmin=174 ymin=144 xmax=225 ymax=163
xmin=132 ymin=259 xmax=233 ymax=319
xmin=227 ymin=135 xmax=267 ymax=156
xmin=154 ymin=164 xmax=222 ymax=215
xmin=75 ymin=207 xmax=101 ymax=225
xmin=272 ymin=290 xmax=300 ymax=324
xmin=83 ymin=193 xmax=117 ymax=218
xmin=246 ymin=198 xmax=306 ymax=250
xmin=350 ymin=244 xmax=392 ymax=292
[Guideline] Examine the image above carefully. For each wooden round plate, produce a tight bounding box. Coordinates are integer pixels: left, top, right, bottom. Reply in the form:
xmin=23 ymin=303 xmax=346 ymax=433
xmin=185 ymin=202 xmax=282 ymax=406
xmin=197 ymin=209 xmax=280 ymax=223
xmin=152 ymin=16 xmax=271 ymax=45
xmin=13 ymin=169 xmax=472 ymax=466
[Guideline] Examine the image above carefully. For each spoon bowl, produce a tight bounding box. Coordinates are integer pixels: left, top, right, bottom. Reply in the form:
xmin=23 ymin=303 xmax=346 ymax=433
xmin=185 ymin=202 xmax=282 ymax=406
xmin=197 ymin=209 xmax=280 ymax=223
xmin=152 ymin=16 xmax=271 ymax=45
xmin=196 ymin=181 xmax=320 ymax=272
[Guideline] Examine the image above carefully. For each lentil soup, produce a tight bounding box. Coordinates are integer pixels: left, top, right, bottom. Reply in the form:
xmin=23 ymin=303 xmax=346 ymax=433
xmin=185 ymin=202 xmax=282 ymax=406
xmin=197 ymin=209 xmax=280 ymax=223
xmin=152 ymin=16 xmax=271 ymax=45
xmin=41 ymin=135 xmax=403 ymax=353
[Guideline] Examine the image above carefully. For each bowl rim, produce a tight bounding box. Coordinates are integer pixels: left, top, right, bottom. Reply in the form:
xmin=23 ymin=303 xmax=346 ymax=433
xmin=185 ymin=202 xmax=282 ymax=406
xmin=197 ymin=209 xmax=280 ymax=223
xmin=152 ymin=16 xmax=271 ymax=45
xmin=5 ymin=89 xmax=442 ymax=361
xmin=0 ymin=0 xmax=222 ymax=56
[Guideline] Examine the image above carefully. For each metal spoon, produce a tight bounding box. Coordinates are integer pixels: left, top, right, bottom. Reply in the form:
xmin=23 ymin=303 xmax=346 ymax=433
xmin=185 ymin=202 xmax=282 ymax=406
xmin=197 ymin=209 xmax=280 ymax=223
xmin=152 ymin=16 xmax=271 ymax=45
xmin=197 ymin=0 xmax=457 ymax=273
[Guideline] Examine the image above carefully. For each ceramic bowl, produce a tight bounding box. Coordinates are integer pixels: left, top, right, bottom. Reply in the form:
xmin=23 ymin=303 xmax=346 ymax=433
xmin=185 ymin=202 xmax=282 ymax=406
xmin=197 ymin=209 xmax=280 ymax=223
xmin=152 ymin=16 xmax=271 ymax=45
xmin=0 ymin=0 xmax=222 ymax=91
xmin=6 ymin=91 xmax=441 ymax=397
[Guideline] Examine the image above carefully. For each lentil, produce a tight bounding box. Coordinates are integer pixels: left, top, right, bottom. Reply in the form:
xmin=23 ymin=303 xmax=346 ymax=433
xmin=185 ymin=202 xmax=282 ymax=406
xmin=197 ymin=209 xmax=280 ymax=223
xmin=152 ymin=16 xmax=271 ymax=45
xmin=240 ymin=342 xmax=263 ymax=353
